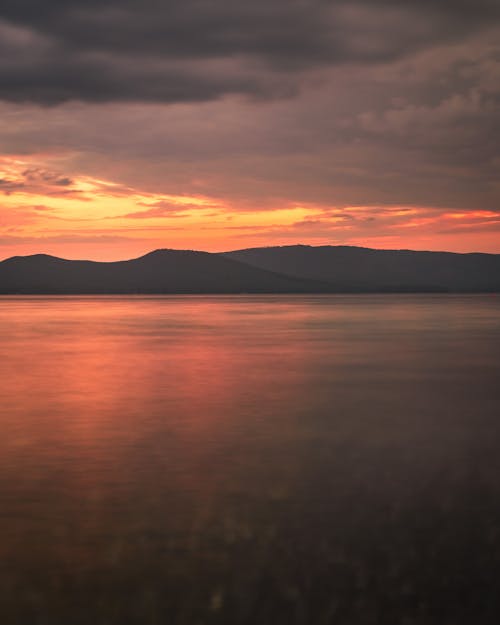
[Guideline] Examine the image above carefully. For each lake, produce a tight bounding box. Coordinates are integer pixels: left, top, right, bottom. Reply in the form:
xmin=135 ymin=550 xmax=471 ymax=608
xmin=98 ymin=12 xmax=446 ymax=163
xmin=1 ymin=295 xmax=499 ymax=624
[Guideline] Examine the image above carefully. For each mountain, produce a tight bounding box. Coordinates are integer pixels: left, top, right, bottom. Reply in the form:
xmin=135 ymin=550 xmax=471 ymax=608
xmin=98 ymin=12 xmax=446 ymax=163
xmin=0 ymin=249 xmax=327 ymax=294
xmin=1 ymin=245 xmax=499 ymax=294
xmin=223 ymin=245 xmax=500 ymax=292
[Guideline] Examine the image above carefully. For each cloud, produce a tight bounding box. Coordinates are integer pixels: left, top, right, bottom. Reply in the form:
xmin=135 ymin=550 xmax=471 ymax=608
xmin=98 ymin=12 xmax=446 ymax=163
xmin=0 ymin=0 xmax=499 ymax=104
xmin=0 ymin=233 xmax=142 ymax=246
xmin=0 ymin=177 xmax=24 ymax=193
xmin=0 ymin=4 xmax=499 ymax=256
xmin=0 ymin=163 xmax=84 ymax=199
xmin=119 ymin=205 xmax=191 ymax=219
xmin=22 ymin=168 xmax=73 ymax=186
xmin=0 ymin=27 xmax=498 ymax=214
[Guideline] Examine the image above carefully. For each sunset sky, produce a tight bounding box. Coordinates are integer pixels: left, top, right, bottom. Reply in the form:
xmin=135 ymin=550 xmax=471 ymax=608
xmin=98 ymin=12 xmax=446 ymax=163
xmin=1 ymin=0 xmax=499 ymax=260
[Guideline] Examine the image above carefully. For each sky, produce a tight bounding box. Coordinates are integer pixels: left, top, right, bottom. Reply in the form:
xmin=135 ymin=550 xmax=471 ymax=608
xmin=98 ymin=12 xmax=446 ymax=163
xmin=0 ymin=0 xmax=499 ymax=260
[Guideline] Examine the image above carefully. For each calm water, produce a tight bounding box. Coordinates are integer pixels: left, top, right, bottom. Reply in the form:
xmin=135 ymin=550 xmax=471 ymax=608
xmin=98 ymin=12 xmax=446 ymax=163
xmin=1 ymin=295 xmax=500 ymax=625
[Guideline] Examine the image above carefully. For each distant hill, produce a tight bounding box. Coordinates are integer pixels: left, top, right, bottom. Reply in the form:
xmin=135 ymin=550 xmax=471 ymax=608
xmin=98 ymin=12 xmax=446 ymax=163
xmin=1 ymin=245 xmax=499 ymax=294
xmin=223 ymin=245 xmax=500 ymax=292
xmin=0 ymin=249 xmax=326 ymax=294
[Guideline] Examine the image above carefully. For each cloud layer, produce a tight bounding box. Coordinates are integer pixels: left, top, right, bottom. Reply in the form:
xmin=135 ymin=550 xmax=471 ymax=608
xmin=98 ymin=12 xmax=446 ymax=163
xmin=0 ymin=0 xmax=499 ymax=257
xmin=1 ymin=0 xmax=499 ymax=103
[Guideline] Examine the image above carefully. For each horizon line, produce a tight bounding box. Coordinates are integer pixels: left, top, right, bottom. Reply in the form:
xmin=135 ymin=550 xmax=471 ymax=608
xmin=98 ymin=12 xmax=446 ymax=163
xmin=2 ymin=243 xmax=500 ymax=264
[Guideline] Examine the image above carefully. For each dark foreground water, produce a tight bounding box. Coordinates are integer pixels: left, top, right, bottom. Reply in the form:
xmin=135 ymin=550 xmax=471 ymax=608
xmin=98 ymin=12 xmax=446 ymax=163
xmin=1 ymin=295 xmax=500 ymax=625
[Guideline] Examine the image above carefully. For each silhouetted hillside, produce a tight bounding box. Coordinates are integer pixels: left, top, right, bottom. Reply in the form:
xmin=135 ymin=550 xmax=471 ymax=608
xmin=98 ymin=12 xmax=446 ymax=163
xmin=0 ymin=249 xmax=326 ymax=294
xmin=224 ymin=245 xmax=500 ymax=292
xmin=2 ymin=246 xmax=499 ymax=293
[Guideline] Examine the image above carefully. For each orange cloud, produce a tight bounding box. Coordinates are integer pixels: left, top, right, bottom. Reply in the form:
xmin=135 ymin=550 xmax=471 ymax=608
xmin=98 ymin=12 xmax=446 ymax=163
xmin=1 ymin=156 xmax=499 ymax=260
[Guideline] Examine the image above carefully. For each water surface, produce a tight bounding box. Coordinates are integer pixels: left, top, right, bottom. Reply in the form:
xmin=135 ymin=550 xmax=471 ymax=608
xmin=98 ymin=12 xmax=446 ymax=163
xmin=1 ymin=295 xmax=499 ymax=624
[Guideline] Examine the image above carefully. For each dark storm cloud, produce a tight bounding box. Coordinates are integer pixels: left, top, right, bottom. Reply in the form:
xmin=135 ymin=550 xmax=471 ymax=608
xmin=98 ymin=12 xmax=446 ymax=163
xmin=0 ymin=0 xmax=499 ymax=103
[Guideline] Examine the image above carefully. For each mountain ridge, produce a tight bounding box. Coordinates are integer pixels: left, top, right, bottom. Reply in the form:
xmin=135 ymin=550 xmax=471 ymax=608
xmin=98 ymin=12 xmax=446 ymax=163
xmin=223 ymin=245 xmax=500 ymax=292
xmin=1 ymin=245 xmax=499 ymax=293
xmin=0 ymin=248 xmax=329 ymax=294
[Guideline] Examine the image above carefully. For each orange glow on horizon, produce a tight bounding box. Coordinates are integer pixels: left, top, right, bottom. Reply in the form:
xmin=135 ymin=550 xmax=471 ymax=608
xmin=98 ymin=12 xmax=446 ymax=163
xmin=1 ymin=156 xmax=499 ymax=260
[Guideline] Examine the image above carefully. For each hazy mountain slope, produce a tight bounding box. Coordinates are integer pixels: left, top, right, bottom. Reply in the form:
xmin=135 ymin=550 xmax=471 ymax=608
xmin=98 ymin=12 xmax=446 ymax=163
xmin=0 ymin=249 xmax=327 ymax=294
xmin=2 ymin=246 xmax=499 ymax=293
xmin=224 ymin=245 xmax=500 ymax=292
